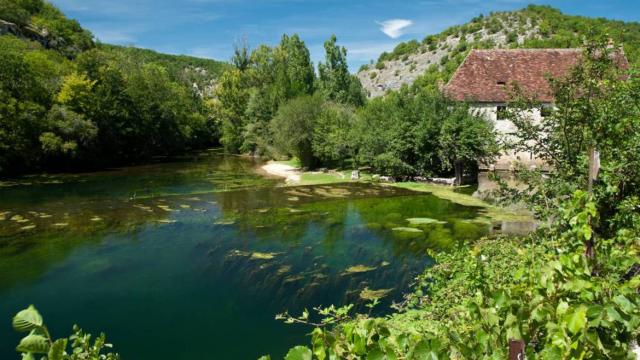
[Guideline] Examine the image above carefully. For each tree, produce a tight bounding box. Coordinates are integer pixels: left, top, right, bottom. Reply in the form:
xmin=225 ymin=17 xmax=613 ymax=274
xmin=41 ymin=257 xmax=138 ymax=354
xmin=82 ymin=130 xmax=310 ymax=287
xmin=503 ymin=38 xmax=639 ymax=230
xmin=270 ymin=94 xmax=324 ymax=168
xmin=276 ymin=34 xmax=315 ymax=98
xmin=439 ymin=103 xmax=498 ymax=185
xmin=312 ymin=102 xmax=356 ymax=167
xmin=214 ymin=68 xmax=249 ymax=153
xmin=56 ymin=72 xmax=95 ymax=113
xmin=239 ymin=33 xmax=315 ymax=155
xmin=40 ymin=104 xmax=97 ymax=159
xmin=231 ymin=37 xmax=251 ymax=71
xmin=318 ymin=35 xmax=366 ymax=106
xmin=353 ymin=87 xmax=450 ymax=178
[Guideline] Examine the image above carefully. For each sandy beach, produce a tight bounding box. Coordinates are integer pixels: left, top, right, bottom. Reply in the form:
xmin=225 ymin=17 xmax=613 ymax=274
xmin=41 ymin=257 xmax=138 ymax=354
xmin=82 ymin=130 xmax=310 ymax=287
xmin=260 ymin=162 xmax=301 ymax=183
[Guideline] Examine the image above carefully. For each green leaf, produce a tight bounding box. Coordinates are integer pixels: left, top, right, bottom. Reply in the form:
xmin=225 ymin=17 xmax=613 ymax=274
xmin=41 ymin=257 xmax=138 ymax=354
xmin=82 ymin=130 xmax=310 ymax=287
xmin=21 ymin=353 xmax=35 ymax=360
xmin=492 ymin=290 xmax=508 ymax=308
xmin=410 ymin=340 xmax=439 ymax=360
xmin=16 ymin=333 xmax=49 ymax=354
xmin=366 ymin=347 xmax=386 ymax=360
xmin=605 ymin=306 xmax=624 ymax=323
xmin=257 ymin=356 xmax=271 ymax=360
xmin=12 ymin=305 xmax=43 ymax=333
xmin=565 ymin=306 xmax=587 ymax=335
xmin=284 ymin=346 xmax=312 ymax=360
xmin=48 ymin=339 xmax=67 ymax=360
xmin=556 ymin=301 xmax=569 ymax=317
xmin=613 ymin=295 xmax=634 ymax=314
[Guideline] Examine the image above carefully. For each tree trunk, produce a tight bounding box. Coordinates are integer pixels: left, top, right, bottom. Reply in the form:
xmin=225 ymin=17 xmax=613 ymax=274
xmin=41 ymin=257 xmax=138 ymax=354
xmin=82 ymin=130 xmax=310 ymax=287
xmin=454 ymin=160 xmax=463 ymax=186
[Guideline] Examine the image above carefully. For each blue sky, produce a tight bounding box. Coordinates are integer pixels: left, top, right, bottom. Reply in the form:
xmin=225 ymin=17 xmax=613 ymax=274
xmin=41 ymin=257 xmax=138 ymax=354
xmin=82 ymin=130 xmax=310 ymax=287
xmin=50 ymin=0 xmax=640 ymax=72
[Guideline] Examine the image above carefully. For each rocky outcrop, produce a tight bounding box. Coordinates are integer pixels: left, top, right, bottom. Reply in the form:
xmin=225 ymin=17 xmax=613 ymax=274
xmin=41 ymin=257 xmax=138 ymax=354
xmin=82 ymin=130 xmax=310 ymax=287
xmin=0 ymin=19 xmax=21 ymax=37
xmin=0 ymin=18 xmax=85 ymax=57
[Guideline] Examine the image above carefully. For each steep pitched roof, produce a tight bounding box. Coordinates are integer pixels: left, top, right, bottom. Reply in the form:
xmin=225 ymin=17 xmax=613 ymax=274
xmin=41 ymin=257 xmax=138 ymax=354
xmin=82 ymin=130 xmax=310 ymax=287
xmin=444 ymin=49 xmax=606 ymax=103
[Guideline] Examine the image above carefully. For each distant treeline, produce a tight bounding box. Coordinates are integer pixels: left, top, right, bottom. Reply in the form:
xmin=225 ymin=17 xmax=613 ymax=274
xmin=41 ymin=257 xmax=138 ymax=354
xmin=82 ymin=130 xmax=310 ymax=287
xmin=215 ymin=34 xmax=497 ymax=182
xmin=1 ymin=0 xmax=497 ymax=180
xmin=0 ymin=0 xmax=226 ymax=175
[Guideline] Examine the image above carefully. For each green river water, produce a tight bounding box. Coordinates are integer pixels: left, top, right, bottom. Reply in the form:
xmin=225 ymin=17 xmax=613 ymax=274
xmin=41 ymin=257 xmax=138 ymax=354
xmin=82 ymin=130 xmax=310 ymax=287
xmin=0 ymin=151 xmax=519 ymax=359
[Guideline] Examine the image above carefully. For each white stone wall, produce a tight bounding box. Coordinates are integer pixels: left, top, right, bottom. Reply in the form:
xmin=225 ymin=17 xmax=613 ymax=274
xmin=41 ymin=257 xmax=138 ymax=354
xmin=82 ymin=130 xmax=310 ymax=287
xmin=471 ymin=103 xmax=548 ymax=171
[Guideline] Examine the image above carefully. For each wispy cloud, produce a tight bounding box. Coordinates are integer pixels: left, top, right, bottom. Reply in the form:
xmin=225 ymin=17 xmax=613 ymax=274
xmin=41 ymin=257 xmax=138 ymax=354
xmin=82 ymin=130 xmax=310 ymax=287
xmin=377 ymin=19 xmax=413 ymax=38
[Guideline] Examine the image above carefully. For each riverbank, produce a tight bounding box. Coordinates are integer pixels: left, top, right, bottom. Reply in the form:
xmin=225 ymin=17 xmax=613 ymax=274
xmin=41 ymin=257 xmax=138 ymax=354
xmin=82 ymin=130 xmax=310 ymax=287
xmin=260 ymin=160 xmax=374 ymax=186
xmin=261 ymin=162 xmax=301 ymax=183
xmin=261 ymin=160 xmax=532 ymax=224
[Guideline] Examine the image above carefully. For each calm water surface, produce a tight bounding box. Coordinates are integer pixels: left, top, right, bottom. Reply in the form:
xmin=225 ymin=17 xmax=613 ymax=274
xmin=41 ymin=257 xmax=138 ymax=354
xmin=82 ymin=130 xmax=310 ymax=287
xmin=0 ymin=151 xmax=495 ymax=359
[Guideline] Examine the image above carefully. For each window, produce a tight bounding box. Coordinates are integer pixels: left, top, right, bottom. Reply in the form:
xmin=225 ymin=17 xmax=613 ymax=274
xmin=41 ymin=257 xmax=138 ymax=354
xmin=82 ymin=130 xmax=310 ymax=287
xmin=540 ymin=105 xmax=553 ymax=117
xmin=496 ymin=105 xmax=508 ymax=120
xmin=497 ymin=81 xmax=506 ymax=86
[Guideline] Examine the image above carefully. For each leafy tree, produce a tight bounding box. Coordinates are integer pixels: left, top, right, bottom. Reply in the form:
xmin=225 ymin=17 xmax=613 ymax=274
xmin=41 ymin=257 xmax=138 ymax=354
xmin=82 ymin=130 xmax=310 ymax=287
xmin=241 ymin=87 xmax=279 ymax=154
xmin=0 ymin=3 xmax=223 ymax=174
xmin=0 ymin=0 xmax=32 ymax=26
xmin=270 ymin=94 xmax=324 ymax=168
xmin=354 ymin=87 xmax=473 ymax=179
xmin=318 ymin=35 xmax=366 ymax=106
xmin=56 ymin=73 xmax=95 ymax=113
xmin=276 ymin=34 xmax=315 ymax=98
xmin=438 ymin=103 xmax=498 ymax=185
xmin=215 ymin=68 xmax=249 ymax=153
xmin=312 ymin=102 xmax=356 ymax=167
xmin=231 ymin=37 xmax=251 ymax=71
xmin=236 ymin=33 xmax=315 ymax=155
xmin=40 ymin=104 xmax=97 ymax=159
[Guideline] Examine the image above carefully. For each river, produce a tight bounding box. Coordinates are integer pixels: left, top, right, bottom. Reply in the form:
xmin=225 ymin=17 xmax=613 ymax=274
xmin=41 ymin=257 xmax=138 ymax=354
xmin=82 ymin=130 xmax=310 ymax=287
xmin=0 ymin=151 xmax=508 ymax=359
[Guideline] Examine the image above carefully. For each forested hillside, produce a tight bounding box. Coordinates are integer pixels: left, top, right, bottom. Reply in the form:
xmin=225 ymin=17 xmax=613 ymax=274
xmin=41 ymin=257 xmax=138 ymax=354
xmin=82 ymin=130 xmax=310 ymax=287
xmin=0 ymin=0 xmax=507 ymax=182
xmin=0 ymin=0 xmax=226 ymax=175
xmin=358 ymin=5 xmax=640 ymax=97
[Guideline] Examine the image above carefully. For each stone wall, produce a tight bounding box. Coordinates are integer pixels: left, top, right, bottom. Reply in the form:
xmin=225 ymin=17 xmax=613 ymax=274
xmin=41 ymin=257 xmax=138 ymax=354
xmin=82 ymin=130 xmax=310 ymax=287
xmin=471 ymin=103 xmax=549 ymax=171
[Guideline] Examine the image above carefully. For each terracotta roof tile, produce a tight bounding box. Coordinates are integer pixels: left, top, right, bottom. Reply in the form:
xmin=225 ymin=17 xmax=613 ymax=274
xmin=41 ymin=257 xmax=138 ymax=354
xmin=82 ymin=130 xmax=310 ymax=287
xmin=443 ymin=49 xmax=627 ymax=103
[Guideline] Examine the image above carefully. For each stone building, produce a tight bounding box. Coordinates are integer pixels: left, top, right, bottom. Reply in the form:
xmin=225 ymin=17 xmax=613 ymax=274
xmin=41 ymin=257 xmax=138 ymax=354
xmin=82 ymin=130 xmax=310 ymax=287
xmin=443 ymin=48 xmax=596 ymax=171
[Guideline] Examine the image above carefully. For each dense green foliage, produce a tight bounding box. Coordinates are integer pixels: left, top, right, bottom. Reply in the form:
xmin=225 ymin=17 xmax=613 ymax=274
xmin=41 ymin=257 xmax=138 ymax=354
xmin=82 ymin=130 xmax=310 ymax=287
xmin=213 ymin=30 xmax=497 ymax=178
xmin=215 ymin=33 xmax=318 ymax=154
xmin=98 ymin=44 xmax=229 ymax=82
xmin=353 ymin=89 xmax=497 ymax=180
xmin=213 ymin=34 xmax=368 ymax=158
xmin=0 ymin=1 xmax=226 ymax=175
xmin=274 ymin=41 xmax=640 ymax=359
xmin=317 ymin=35 xmax=366 ymax=107
xmin=265 ymin=83 xmax=498 ymax=178
xmin=12 ymin=305 xmax=120 ymax=360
